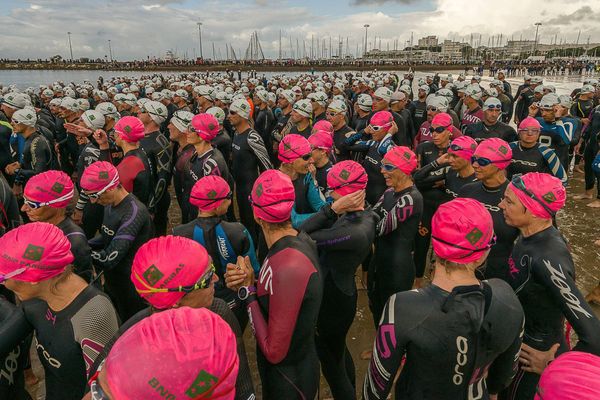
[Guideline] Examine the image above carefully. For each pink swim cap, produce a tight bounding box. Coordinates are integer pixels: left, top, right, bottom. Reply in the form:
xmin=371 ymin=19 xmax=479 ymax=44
xmin=0 ymin=222 xmax=74 ymax=282
xmin=535 ymin=351 xmax=600 ymax=400
xmin=312 ymin=120 xmax=334 ymax=136
xmin=308 ymin=131 xmax=333 ymax=151
xmin=191 ymin=113 xmax=220 ymax=141
xmin=250 ymin=169 xmax=295 ymax=223
xmin=509 ymin=172 xmax=566 ymax=219
xmin=473 ymin=137 xmax=512 ymax=170
xmin=24 ymin=170 xmax=74 ymax=208
xmin=327 ymin=160 xmax=368 ymax=196
xmin=114 ymin=116 xmax=145 ymax=143
xmin=80 ymin=161 xmax=120 ymax=193
xmin=382 ymin=146 xmax=417 ymax=175
xmin=278 ymin=134 xmax=312 ymax=163
xmin=104 ymin=307 xmax=239 ymax=400
xmin=431 ymin=112 xmax=453 ymax=128
xmin=519 ymin=116 xmax=542 ymax=131
xmin=190 ymin=175 xmax=231 ymax=211
xmin=131 ymin=236 xmax=212 ymax=310
xmin=432 ymin=198 xmax=495 ymax=264
xmin=369 ymin=110 xmax=393 ymax=132
xmin=448 ymin=136 xmax=478 ymax=161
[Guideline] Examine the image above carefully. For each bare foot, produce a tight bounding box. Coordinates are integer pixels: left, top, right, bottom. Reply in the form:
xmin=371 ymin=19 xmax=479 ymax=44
xmin=594 ymin=239 xmax=600 ymax=247
xmin=573 ymin=193 xmax=594 ymax=200
xmin=585 ymin=284 xmax=600 ymax=305
xmin=360 ymin=349 xmax=373 ymax=360
xmin=586 ymin=200 xmax=600 ymax=208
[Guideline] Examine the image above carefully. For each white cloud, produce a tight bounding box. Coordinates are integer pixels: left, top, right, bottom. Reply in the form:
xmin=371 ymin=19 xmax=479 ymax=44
xmin=0 ymin=0 xmax=598 ymax=60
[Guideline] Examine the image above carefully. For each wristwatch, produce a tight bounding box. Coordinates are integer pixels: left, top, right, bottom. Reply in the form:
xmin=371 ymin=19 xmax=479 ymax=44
xmin=238 ymin=286 xmax=257 ymax=301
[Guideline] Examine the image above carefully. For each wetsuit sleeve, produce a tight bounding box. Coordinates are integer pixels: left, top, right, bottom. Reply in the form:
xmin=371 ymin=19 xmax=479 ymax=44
xmin=15 ymin=136 xmax=51 ymax=184
xmin=298 ymin=204 xmax=337 ymax=233
xmin=486 ymin=318 xmax=524 ymax=394
xmin=67 ymin=231 xmax=94 ymax=282
xmin=344 ymin=132 xmax=373 ymax=153
xmin=116 ymin=156 xmax=146 ymax=194
xmin=0 ymin=178 xmax=22 ymax=231
xmin=247 ymin=131 xmax=273 ymax=171
xmin=91 ymin=201 xmax=147 ymax=272
xmin=533 ymin=256 xmax=600 ymax=355
xmin=241 ymin=228 xmax=260 ymax=275
xmin=245 ymin=251 xmax=316 ymax=364
xmin=291 ymin=174 xmax=327 ymax=228
xmin=373 ymin=191 xmax=419 ymax=236
xmin=412 ymin=160 xmax=447 ymax=189
xmin=538 ymin=145 xmax=567 ymax=186
xmin=363 ymin=293 xmax=411 ymax=400
xmin=0 ymin=299 xmax=33 ymax=358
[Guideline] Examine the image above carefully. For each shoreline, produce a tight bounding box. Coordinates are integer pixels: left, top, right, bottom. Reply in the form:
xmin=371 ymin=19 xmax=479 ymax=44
xmin=0 ymin=63 xmax=474 ymax=73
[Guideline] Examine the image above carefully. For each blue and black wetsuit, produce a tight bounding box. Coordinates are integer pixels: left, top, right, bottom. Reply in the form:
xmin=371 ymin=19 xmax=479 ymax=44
xmin=507 ymin=142 xmax=567 ymax=185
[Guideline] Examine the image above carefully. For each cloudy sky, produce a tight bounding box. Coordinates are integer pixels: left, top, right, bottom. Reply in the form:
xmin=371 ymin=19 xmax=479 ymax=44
xmin=1 ymin=0 xmax=599 ymax=60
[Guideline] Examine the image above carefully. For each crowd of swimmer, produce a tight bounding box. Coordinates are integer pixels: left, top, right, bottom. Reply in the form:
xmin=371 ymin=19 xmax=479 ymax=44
xmin=0 ymin=69 xmax=600 ymax=400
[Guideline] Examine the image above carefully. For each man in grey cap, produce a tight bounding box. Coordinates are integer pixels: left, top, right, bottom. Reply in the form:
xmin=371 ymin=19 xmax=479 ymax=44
xmin=409 ymin=84 xmax=429 ymax=134
xmin=390 ymin=91 xmax=415 ymax=143
xmin=0 ymin=93 xmax=28 ymax=180
xmin=464 ymin=97 xmax=517 ymax=143
xmin=253 ymin=90 xmax=276 ymax=162
xmin=351 ymin=93 xmax=372 ymax=133
xmin=514 ymin=76 xmax=542 ymax=125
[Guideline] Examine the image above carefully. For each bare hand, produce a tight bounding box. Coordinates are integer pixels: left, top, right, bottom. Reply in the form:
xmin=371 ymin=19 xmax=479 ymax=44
xmin=519 ymin=343 xmax=559 ymax=374
xmin=12 ymin=184 xmax=22 ymax=198
xmin=225 ymin=255 xmax=254 ymax=291
xmin=331 ymin=189 xmax=366 ymax=214
xmin=364 ymin=125 xmax=374 ymax=135
xmin=5 ymin=162 xmax=20 ymax=175
xmin=93 ymin=129 xmax=109 ymax=150
xmin=387 ymin=121 xmax=398 ymax=136
xmin=528 ymin=103 xmax=538 ymax=117
xmin=72 ymin=209 xmax=83 ymax=225
xmin=76 ymin=136 xmax=89 ymax=145
xmin=307 ymin=163 xmax=317 ymax=179
xmin=436 ymin=153 xmax=451 ymax=165
xmin=581 ymin=118 xmax=590 ymax=126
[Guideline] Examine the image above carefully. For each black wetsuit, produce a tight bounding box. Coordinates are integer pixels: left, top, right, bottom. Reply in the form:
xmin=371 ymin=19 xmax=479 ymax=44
xmin=0 ymin=288 xmax=29 ymax=400
xmin=212 ymin=131 xmax=232 ymax=167
xmin=172 ymin=216 xmax=260 ymax=328
xmin=89 ymin=194 xmax=154 ymax=321
xmin=116 ymin=148 xmax=154 ymax=206
xmin=458 ymin=181 xmax=519 ymax=281
xmin=333 ymin=125 xmax=356 ymax=161
xmin=502 ymin=226 xmax=600 ymax=400
xmin=314 ymin=161 xmax=333 ymax=195
xmin=231 ymin=128 xmax=272 ymax=241
xmin=464 ymin=121 xmax=518 ymax=144
xmin=89 ymin=299 xmax=256 ymax=400
xmin=289 ymin=124 xmax=312 ymax=139
xmin=172 ymin=143 xmax=195 ymax=224
xmin=184 ymin=148 xmax=233 ymax=222
xmin=0 ymin=286 xmax=119 ymax=400
xmin=414 ymin=142 xmax=448 ymax=279
xmin=538 ymin=117 xmax=576 ymax=171
xmin=140 ymin=131 xmax=172 ymax=235
xmin=0 ymin=120 xmax=14 ymax=182
xmin=244 ymin=232 xmax=322 ymax=400
xmin=14 ymin=132 xmax=54 ymax=185
xmin=254 ymin=107 xmax=276 ymax=162
xmin=412 ymin=160 xmax=477 ymax=199
xmin=369 ymin=186 xmax=423 ymax=325
xmin=0 ymin=175 xmax=22 ymax=237
xmin=364 ymin=280 xmax=524 ymax=400
xmin=507 ymin=142 xmax=567 ymax=185
xmin=300 ymin=206 xmax=377 ymax=399
xmin=57 ymin=217 xmax=93 ymax=282
xmin=410 ymin=100 xmax=428 ymax=136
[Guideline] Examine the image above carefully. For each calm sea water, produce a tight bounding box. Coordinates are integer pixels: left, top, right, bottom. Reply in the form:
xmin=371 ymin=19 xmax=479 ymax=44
xmin=0 ymin=68 xmax=590 ymax=95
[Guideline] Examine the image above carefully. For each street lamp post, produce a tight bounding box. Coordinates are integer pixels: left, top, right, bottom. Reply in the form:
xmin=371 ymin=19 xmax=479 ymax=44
xmin=363 ymin=24 xmax=370 ymax=58
xmin=533 ymin=22 xmax=542 ymax=55
xmin=67 ymin=31 xmax=73 ymax=61
xmin=197 ymin=22 xmax=203 ymax=59
xmin=108 ymin=39 xmax=113 ymax=62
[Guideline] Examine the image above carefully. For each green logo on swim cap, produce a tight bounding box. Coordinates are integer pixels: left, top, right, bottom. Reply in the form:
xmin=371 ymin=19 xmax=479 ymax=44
xmin=403 ymin=151 xmax=411 ymax=160
xmin=465 ymin=227 xmax=483 ymax=246
xmin=542 ymin=191 xmax=556 ymax=203
xmin=143 ymin=264 xmax=164 ymax=286
xmin=185 ymin=370 xmax=218 ymax=398
xmin=339 ymin=169 xmax=350 ymax=180
xmin=255 ymin=183 xmax=263 ymax=197
xmin=498 ymin=145 xmax=508 ymax=155
xmin=98 ymin=171 xmax=109 ymax=180
xmin=283 ymin=142 xmax=292 ymax=151
xmin=51 ymin=182 xmax=65 ymax=194
xmin=89 ymin=114 xmax=96 ymax=121
xmin=124 ymin=125 xmax=132 ymax=134
xmin=23 ymin=244 xmax=44 ymax=262
xmin=207 ymin=190 xmax=217 ymax=199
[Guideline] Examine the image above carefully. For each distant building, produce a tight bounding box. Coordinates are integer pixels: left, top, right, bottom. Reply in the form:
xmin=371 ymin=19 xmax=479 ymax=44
xmin=441 ymin=40 xmax=465 ymax=61
xmin=418 ymin=36 xmax=438 ymax=48
xmin=504 ymin=40 xmax=536 ymax=56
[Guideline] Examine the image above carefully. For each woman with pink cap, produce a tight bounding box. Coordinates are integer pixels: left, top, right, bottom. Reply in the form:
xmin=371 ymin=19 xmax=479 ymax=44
xmin=534 ymin=351 xmax=600 ymax=400
xmin=344 ymin=110 xmax=397 ymax=205
xmin=184 ymin=113 xmax=233 ymax=222
xmin=499 ymin=172 xmax=600 ymax=399
xmin=507 ymin=117 xmax=567 ymax=185
xmin=364 ymin=198 xmax=524 ymax=400
xmin=85 ymin=308 xmax=239 ymax=400
xmin=459 ymin=137 xmax=519 ymax=281
xmin=87 ymin=235 xmax=255 ymax=400
xmin=299 ymin=160 xmax=377 ymax=399
xmin=414 ymin=112 xmax=454 ymax=287
xmin=0 ymin=222 xmax=119 ymax=400
xmin=225 ymin=169 xmax=322 ymax=400
xmin=22 ymin=170 xmax=93 ymax=281
xmin=173 ymin=175 xmax=259 ymax=329
xmin=368 ymin=146 xmax=423 ymax=323
xmin=308 ymin=130 xmax=334 ymax=194
xmin=278 ymin=133 xmax=327 ymax=228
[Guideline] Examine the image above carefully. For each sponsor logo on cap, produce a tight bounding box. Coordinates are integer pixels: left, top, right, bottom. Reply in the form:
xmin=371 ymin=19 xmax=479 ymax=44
xmin=255 ymin=183 xmax=263 ymax=197
xmin=403 ymin=151 xmax=411 ymax=160
xmin=23 ymin=244 xmax=44 ymax=262
xmin=465 ymin=227 xmax=483 ymax=246
xmin=498 ymin=145 xmax=508 ymax=155
xmin=339 ymin=169 xmax=350 ymax=180
xmin=143 ymin=264 xmax=164 ymax=286
xmin=124 ymin=125 xmax=132 ymax=134
xmin=99 ymin=171 xmax=109 ymax=179
xmin=185 ymin=370 xmax=219 ymax=398
xmin=51 ymin=182 xmax=65 ymax=194
xmin=207 ymin=123 xmax=216 ymax=131
xmin=542 ymin=191 xmax=556 ymax=203
xmin=207 ymin=190 xmax=217 ymax=199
